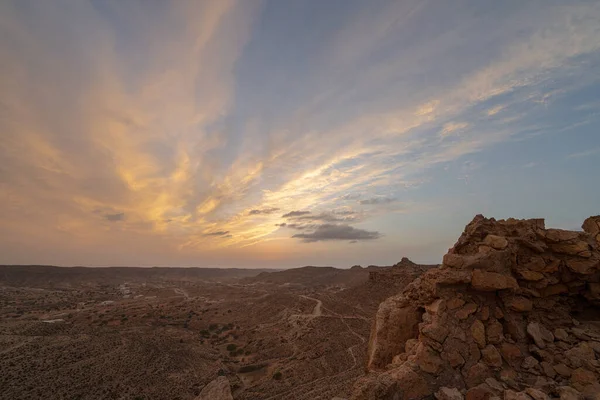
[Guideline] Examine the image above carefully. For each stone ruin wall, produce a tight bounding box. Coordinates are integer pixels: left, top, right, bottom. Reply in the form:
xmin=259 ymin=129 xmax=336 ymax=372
xmin=351 ymin=215 xmax=600 ymax=400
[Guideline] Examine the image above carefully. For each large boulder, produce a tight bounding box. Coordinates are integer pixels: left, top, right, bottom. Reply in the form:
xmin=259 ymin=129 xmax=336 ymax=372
xmin=196 ymin=376 xmax=233 ymax=400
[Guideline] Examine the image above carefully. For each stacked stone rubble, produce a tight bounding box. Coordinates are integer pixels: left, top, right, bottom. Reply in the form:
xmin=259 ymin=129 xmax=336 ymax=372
xmin=351 ymin=215 xmax=600 ymax=400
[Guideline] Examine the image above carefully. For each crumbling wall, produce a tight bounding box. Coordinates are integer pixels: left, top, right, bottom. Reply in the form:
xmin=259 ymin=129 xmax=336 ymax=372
xmin=352 ymin=215 xmax=600 ymax=400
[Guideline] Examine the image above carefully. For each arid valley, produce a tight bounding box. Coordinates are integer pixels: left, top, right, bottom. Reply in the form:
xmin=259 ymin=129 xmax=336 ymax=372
xmin=0 ymin=260 xmax=432 ymax=399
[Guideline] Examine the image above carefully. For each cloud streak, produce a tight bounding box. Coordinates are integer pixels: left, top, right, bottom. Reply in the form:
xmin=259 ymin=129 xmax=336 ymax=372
xmin=292 ymin=224 xmax=381 ymax=243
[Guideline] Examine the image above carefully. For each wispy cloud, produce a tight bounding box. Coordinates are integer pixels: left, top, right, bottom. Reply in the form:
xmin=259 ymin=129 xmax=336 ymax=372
xmin=567 ymin=148 xmax=600 ymax=159
xmin=104 ymin=213 xmax=125 ymax=222
xmin=0 ymin=0 xmax=599 ymax=266
xmin=282 ymin=211 xmax=311 ymax=218
xmin=249 ymin=207 xmax=280 ymax=215
xmin=292 ymin=224 xmax=380 ymax=242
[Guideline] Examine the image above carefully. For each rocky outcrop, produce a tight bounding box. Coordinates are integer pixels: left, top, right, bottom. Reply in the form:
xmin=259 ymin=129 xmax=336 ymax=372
xmin=352 ymin=215 xmax=600 ymax=400
xmin=196 ymin=376 xmax=233 ymax=400
xmin=368 ymin=257 xmax=438 ymax=285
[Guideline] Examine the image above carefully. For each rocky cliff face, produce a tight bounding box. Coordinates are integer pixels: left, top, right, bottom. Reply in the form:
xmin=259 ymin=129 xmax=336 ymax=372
xmin=351 ymin=215 xmax=600 ymax=400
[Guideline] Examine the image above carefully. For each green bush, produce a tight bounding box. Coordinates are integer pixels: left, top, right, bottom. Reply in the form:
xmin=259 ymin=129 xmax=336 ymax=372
xmin=272 ymin=371 xmax=282 ymax=380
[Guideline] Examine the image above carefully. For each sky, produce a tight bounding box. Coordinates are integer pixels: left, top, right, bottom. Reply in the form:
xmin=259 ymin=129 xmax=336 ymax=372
xmin=1 ymin=0 xmax=599 ymax=268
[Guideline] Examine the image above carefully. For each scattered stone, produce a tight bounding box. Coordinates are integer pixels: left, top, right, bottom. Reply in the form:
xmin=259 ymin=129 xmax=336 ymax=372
xmin=571 ymin=368 xmax=598 ymax=390
xmin=571 ymin=329 xmax=589 ymax=341
xmin=500 ymin=343 xmax=522 ymax=365
xmin=516 ymin=270 xmax=545 ymax=281
xmin=456 ymin=303 xmax=479 ymax=320
xmin=566 ymin=258 xmax=600 ymax=275
xmin=482 ymin=345 xmax=503 ymax=368
xmin=505 ymin=297 xmax=533 ymax=312
xmin=565 ymin=342 xmax=596 ymax=368
xmin=426 ymin=299 xmax=446 ymax=315
xmin=485 ymin=378 xmax=505 ymax=393
xmin=487 ymin=320 xmax=504 ymax=344
xmin=494 ymin=307 xmax=505 ymax=320
xmin=540 ymin=361 xmax=556 ymax=378
xmin=544 ymin=229 xmax=580 ymax=243
xmin=422 ymin=323 xmax=450 ymax=343
xmin=480 ymin=306 xmax=490 ymax=321
xmin=436 ymin=387 xmax=465 ymax=400
xmin=472 ymin=320 xmax=486 ymax=349
xmin=484 ymin=235 xmax=509 ymax=250
xmin=522 ymin=356 xmax=539 ymax=369
xmin=587 ymin=341 xmax=600 ymax=355
xmin=524 ymin=388 xmax=550 ymax=400
xmin=446 ymin=350 xmax=466 ymax=368
xmin=196 ymin=376 xmax=234 ymax=400
xmin=503 ymin=390 xmax=533 ymax=400
xmin=465 ymin=362 xmax=491 ymax=388
xmin=555 ymin=386 xmax=581 ymax=400
xmin=415 ymin=343 xmax=444 ymax=374
xmin=553 ymin=363 xmax=572 ymax=377
xmin=541 ymin=284 xmax=568 ymax=297
xmin=554 ymin=328 xmax=569 ymax=341
xmin=466 ymin=384 xmax=495 ymax=400
xmin=448 ymin=297 xmax=466 ymax=310
xmin=471 ymin=270 xmax=518 ymax=292
xmin=444 ymin=253 xmax=465 ymax=268
xmin=527 ymin=322 xmax=554 ymax=348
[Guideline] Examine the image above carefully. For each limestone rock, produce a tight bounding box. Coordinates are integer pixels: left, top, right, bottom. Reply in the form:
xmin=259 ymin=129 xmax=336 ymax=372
xmin=554 ymin=328 xmax=569 ymax=341
xmin=471 ymin=270 xmax=518 ymax=292
xmin=448 ymin=297 xmax=466 ymax=310
xmin=456 ymin=303 xmax=478 ymax=320
xmin=555 ymin=386 xmax=581 ymax=400
xmin=524 ymin=388 xmax=550 ymax=400
xmin=527 ymin=322 xmax=554 ymax=348
xmin=553 ymin=363 xmax=572 ymax=377
xmin=415 ymin=343 xmax=444 ymax=374
xmin=516 ymin=270 xmax=545 ymax=281
xmin=504 ymin=390 xmax=532 ymax=400
xmin=582 ymin=216 xmax=600 ymax=237
xmin=505 ymin=296 xmax=533 ymax=312
xmin=444 ymin=253 xmax=465 ymax=268
xmin=471 ymin=320 xmax=486 ymax=349
xmin=422 ymin=322 xmax=450 ymax=344
xmin=465 ymin=362 xmax=492 ymax=388
xmin=367 ymin=301 xmax=422 ymax=369
xmin=565 ymin=342 xmax=596 ymax=368
xmin=436 ymin=387 xmax=465 ymax=400
xmin=522 ymin=356 xmax=539 ymax=369
xmin=466 ymin=383 xmax=496 ymax=400
xmin=571 ymin=367 xmax=598 ymax=391
xmin=481 ymin=345 xmax=503 ymax=368
xmin=544 ymin=229 xmax=579 ymax=243
xmin=484 ymin=235 xmax=509 ymax=250
xmin=351 ymin=365 xmax=432 ymax=400
xmin=500 ymin=343 xmax=522 ymax=366
xmin=540 ymin=361 xmax=556 ymax=378
xmin=566 ymin=257 xmax=600 ymax=275
xmin=196 ymin=377 xmax=234 ymax=400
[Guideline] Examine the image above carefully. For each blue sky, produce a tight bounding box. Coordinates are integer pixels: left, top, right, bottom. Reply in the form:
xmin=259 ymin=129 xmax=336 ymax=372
xmin=0 ymin=0 xmax=599 ymax=267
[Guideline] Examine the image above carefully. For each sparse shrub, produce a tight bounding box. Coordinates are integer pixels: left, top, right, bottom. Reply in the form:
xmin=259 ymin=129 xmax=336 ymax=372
xmin=273 ymin=371 xmax=282 ymax=380
xmin=238 ymin=363 xmax=267 ymax=373
xmin=209 ymin=324 xmax=218 ymax=331
xmin=226 ymin=344 xmax=237 ymax=351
